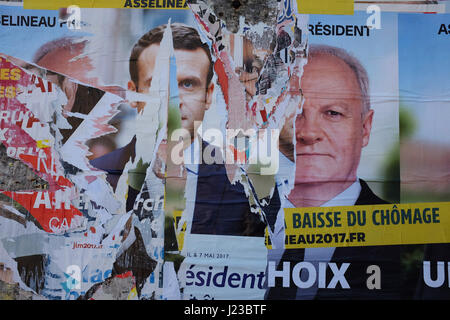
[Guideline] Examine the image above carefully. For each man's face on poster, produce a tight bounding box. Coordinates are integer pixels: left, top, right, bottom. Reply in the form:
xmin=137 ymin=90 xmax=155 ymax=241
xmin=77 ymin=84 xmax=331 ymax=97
xmin=290 ymin=53 xmax=374 ymax=185
xmin=130 ymin=44 xmax=213 ymax=139
xmin=33 ymin=44 xmax=92 ymax=114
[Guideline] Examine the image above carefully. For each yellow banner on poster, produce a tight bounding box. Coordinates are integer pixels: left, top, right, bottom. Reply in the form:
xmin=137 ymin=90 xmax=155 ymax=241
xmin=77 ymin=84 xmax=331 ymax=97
xmin=173 ymin=210 xmax=186 ymax=251
xmin=36 ymin=140 xmax=50 ymax=148
xmin=297 ymin=0 xmax=354 ymax=15
xmin=266 ymin=202 xmax=450 ymax=249
xmin=24 ymin=0 xmax=188 ymax=10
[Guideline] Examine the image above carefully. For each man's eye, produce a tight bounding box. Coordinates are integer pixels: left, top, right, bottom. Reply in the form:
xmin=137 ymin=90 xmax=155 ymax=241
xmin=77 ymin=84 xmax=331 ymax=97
xmin=180 ymin=80 xmax=193 ymax=89
xmin=326 ymin=110 xmax=343 ymax=117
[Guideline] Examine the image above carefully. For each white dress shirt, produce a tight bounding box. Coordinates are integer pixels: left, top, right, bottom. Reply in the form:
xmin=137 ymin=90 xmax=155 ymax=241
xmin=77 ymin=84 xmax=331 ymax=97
xmin=181 ymin=138 xmax=200 ymax=234
xmin=269 ymin=152 xmax=362 ymax=299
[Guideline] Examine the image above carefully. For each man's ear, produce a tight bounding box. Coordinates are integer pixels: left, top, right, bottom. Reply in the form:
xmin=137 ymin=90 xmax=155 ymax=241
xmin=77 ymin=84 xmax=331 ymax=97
xmin=62 ymin=78 xmax=78 ymax=112
xmin=362 ymin=109 xmax=374 ymax=148
xmin=128 ymin=80 xmax=138 ymax=109
xmin=205 ymin=82 xmax=214 ymax=110
xmin=279 ymin=110 xmax=296 ymax=162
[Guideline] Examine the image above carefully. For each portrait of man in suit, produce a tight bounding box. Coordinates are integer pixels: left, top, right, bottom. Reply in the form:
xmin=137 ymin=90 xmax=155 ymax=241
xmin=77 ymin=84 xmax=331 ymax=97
xmin=266 ymin=44 xmax=403 ymax=300
xmin=26 ymin=37 xmax=107 ymax=145
xmin=87 ymin=23 xmax=220 ymax=297
xmin=91 ymin=23 xmax=265 ymax=239
xmin=278 ymin=44 xmax=385 ymax=208
xmin=91 ymin=23 xmax=213 ymax=192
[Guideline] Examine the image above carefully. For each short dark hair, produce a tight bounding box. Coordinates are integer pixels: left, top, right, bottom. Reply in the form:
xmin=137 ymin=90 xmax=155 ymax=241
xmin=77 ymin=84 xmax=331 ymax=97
xmin=129 ymin=23 xmax=214 ymax=87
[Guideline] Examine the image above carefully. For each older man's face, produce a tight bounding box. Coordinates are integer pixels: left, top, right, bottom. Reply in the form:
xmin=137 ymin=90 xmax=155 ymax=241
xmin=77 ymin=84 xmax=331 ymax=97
xmin=293 ymin=53 xmax=373 ymax=185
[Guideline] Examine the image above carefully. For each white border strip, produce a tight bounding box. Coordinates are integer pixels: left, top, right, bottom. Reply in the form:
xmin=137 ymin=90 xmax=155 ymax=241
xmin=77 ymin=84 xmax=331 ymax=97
xmin=0 ymin=1 xmax=23 ymax=7
xmin=355 ymin=2 xmax=446 ymax=13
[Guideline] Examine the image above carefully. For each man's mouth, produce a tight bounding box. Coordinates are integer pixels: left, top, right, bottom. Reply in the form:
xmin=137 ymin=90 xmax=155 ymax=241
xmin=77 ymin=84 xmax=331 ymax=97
xmin=297 ymin=153 xmax=332 ymax=158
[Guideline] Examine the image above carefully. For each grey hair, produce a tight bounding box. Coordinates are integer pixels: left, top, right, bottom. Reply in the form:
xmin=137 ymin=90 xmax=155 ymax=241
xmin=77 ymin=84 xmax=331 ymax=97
xmin=308 ymin=44 xmax=371 ymax=115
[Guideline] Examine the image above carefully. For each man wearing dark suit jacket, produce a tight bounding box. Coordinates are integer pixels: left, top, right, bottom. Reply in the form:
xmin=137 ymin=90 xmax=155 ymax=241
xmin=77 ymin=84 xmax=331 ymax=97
xmin=87 ymin=23 xmax=220 ymax=298
xmin=189 ymin=140 xmax=265 ymax=236
xmin=92 ymin=23 xmax=214 ymax=192
xmin=91 ymin=23 xmax=263 ymax=237
xmin=265 ymin=44 xmax=403 ymax=299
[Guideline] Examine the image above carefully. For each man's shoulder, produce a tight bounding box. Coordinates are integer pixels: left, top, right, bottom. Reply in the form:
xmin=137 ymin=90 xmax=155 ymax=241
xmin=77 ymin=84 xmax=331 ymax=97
xmin=90 ymin=136 xmax=136 ymax=171
xmin=355 ymin=179 xmax=389 ymax=205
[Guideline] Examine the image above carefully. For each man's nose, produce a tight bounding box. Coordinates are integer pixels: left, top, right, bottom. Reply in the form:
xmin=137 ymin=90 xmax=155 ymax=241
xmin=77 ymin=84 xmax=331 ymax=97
xmin=295 ymin=111 xmax=323 ymax=145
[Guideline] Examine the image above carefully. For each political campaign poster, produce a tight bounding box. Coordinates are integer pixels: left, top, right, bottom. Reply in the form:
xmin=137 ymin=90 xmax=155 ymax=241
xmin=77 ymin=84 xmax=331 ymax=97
xmin=0 ymin=0 xmax=448 ymax=302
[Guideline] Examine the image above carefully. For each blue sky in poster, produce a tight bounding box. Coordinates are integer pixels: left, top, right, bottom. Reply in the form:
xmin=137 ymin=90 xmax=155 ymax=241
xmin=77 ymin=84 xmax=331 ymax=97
xmin=1 ymin=5 xmax=448 ymax=146
xmin=398 ymin=13 xmax=450 ymax=144
xmin=307 ymin=11 xmax=399 ymax=181
xmin=0 ymin=6 xmax=194 ymax=65
xmin=0 ymin=6 xmax=90 ymax=61
xmin=308 ymin=11 xmax=398 ymax=108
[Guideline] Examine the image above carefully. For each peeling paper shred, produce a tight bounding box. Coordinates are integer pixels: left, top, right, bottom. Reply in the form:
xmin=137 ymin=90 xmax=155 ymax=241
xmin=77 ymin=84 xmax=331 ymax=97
xmin=187 ymin=0 xmax=309 ymax=250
